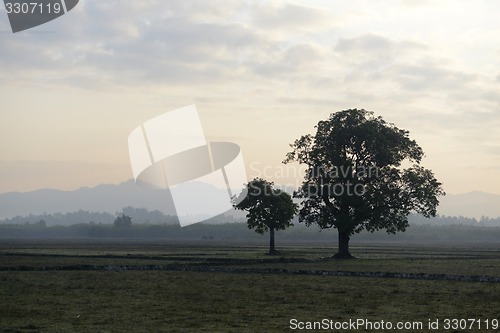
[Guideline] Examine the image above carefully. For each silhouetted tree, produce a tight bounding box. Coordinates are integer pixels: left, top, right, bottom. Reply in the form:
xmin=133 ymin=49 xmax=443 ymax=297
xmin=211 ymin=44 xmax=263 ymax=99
xmin=284 ymin=109 xmax=445 ymax=258
xmin=36 ymin=219 xmax=46 ymax=228
xmin=113 ymin=214 xmax=132 ymax=227
xmin=234 ymin=178 xmax=297 ymax=254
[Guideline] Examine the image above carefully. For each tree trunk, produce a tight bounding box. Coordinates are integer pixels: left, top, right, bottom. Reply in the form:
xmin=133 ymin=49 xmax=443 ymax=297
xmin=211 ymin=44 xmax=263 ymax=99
xmin=333 ymin=229 xmax=355 ymax=259
xmin=268 ymin=227 xmax=278 ymax=255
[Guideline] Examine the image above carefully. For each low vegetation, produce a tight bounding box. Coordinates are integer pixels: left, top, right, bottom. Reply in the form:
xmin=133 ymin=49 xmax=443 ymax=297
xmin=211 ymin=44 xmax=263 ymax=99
xmin=1 ymin=222 xmax=500 ymax=244
xmin=1 ymin=241 xmax=499 ymax=332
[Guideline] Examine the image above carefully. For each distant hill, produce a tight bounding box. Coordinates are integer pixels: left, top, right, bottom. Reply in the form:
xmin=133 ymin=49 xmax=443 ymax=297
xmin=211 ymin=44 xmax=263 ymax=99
xmin=0 ymin=180 xmax=177 ymax=220
xmin=1 ymin=181 xmax=499 ymax=220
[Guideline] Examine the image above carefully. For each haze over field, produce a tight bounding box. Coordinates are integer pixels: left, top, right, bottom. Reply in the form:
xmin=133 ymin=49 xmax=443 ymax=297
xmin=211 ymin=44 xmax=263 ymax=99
xmin=1 ymin=1 xmax=500 ymax=198
xmin=1 ymin=181 xmax=499 ymax=220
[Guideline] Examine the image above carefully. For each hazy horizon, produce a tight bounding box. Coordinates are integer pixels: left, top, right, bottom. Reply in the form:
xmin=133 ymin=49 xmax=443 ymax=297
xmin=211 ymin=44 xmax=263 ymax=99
xmin=2 ymin=179 xmax=500 ymax=220
xmin=0 ymin=177 xmax=498 ymax=197
xmin=2 ymin=1 xmax=500 ymax=195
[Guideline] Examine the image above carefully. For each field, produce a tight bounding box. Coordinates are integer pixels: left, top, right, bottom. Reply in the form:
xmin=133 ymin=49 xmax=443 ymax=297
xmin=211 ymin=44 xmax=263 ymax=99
xmin=1 ymin=240 xmax=500 ymax=332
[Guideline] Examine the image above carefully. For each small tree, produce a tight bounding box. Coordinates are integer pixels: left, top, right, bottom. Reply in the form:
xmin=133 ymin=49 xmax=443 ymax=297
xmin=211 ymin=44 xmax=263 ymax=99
xmin=234 ymin=178 xmax=297 ymax=254
xmin=36 ymin=219 xmax=46 ymax=228
xmin=114 ymin=214 xmax=132 ymax=227
xmin=285 ymin=109 xmax=445 ymax=259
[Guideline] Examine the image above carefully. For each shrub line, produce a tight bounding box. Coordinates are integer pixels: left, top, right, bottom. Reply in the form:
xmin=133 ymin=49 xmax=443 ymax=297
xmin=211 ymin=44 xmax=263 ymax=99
xmin=1 ymin=264 xmax=499 ymax=283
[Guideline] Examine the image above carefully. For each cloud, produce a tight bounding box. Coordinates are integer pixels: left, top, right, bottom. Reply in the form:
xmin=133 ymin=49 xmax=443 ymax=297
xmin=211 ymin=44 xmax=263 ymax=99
xmin=0 ymin=0 xmax=343 ymax=89
xmin=251 ymin=2 xmax=333 ymax=33
xmin=0 ymin=3 xmax=329 ymax=90
xmin=277 ymin=97 xmax=339 ymax=106
xmin=251 ymin=43 xmax=324 ymax=78
xmin=386 ymin=62 xmax=478 ymax=92
xmin=329 ymin=34 xmax=498 ymax=113
xmin=334 ymin=34 xmax=427 ymax=71
xmin=0 ymin=1 xmax=266 ymax=86
xmin=3 ymin=1 xmax=500 ymax=194
xmin=336 ymin=34 xmax=395 ymax=53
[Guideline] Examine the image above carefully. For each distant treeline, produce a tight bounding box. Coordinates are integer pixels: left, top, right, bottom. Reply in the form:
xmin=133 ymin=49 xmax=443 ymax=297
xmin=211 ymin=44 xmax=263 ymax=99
xmin=1 ymin=220 xmax=500 ymax=243
xmin=409 ymin=214 xmax=499 ymax=226
xmin=1 ymin=207 xmax=500 ymax=242
xmin=1 ymin=207 xmax=499 ymax=227
xmin=0 ymin=206 xmax=242 ymax=227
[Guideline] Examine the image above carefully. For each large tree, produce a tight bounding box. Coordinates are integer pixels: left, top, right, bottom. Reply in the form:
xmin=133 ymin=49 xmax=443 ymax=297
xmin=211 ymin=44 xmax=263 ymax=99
xmin=234 ymin=178 xmax=297 ymax=254
xmin=284 ymin=109 xmax=445 ymax=259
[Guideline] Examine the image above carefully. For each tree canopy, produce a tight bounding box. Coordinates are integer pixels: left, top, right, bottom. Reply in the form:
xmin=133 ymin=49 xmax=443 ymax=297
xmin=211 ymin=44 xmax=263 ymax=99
xmin=284 ymin=109 xmax=445 ymax=258
xmin=113 ymin=214 xmax=132 ymax=228
xmin=234 ymin=178 xmax=297 ymax=254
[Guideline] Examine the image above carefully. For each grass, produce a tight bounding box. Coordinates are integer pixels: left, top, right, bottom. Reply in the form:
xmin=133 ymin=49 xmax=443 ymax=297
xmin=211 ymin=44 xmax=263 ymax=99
xmin=1 ymin=271 xmax=499 ymax=332
xmin=1 ymin=240 xmax=500 ymax=332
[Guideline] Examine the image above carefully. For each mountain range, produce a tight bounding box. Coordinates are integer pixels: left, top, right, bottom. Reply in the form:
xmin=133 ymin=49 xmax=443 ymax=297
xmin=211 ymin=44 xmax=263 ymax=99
xmin=0 ymin=180 xmax=176 ymax=220
xmin=0 ymin=180 xmax=499 ymax=220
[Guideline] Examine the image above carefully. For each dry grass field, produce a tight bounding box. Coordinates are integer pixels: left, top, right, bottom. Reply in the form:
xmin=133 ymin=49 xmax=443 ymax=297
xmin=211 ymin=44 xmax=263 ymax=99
xmin=1 ymin=241 xmax=499 ymax=332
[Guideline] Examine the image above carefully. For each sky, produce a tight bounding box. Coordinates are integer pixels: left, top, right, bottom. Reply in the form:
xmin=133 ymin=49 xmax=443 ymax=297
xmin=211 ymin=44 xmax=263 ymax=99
xmin=1 ymin=0 xmax=500 ymax=195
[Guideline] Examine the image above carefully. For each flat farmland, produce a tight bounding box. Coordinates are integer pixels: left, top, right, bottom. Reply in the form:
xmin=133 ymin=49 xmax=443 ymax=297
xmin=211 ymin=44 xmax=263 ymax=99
xmin=1 ymin=240 xmax=499 ymax=332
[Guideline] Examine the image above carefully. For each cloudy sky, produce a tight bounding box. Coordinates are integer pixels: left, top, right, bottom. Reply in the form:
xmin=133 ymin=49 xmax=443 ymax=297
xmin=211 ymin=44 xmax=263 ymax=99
xmin=1 ymin=0 xmax=500 ymax=195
